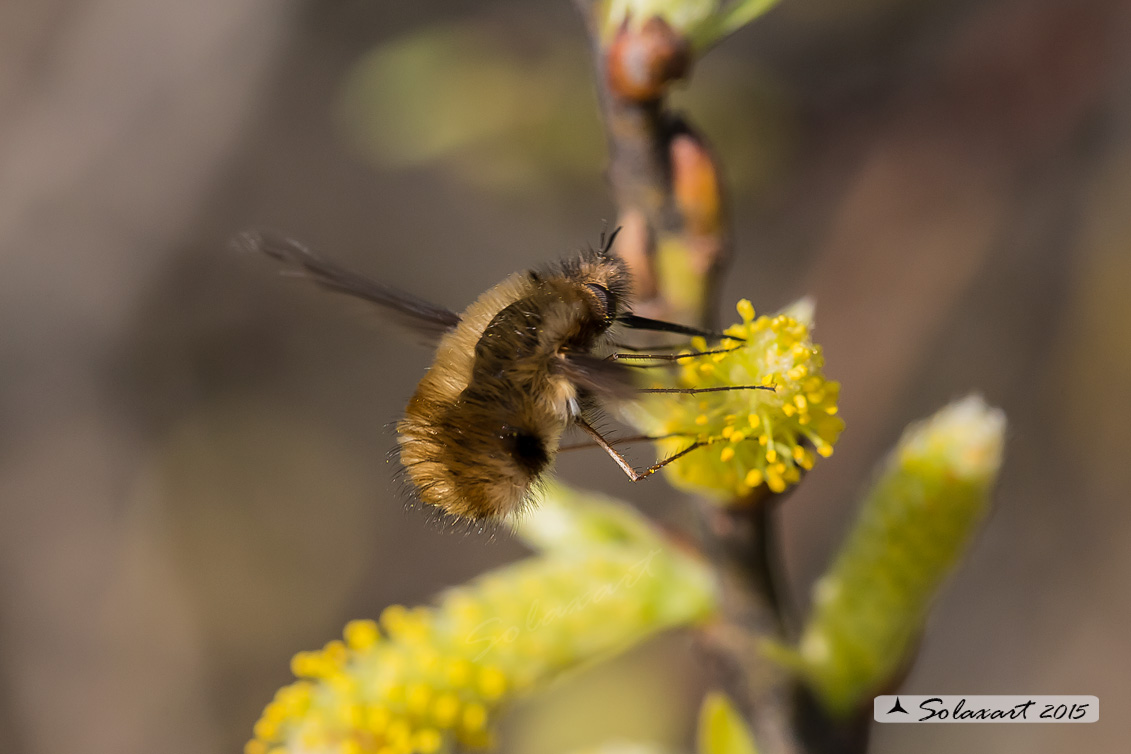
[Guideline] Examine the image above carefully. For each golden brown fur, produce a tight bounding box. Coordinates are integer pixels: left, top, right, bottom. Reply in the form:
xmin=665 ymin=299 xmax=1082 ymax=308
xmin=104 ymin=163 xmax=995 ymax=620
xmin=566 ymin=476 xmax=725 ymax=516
xmin=397 ymin=251 xmax=631 ymax=519
xmin=238 ymin=230 xmax=642 ymax=522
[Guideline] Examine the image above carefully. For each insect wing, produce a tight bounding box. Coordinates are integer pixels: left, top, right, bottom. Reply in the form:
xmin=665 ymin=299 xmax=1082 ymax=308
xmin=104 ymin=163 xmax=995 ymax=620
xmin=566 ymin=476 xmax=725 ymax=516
xmin=236 ymin=230 xmax=461 ymax=342
xmin=554 ymin=351 xmax=639 ymax=401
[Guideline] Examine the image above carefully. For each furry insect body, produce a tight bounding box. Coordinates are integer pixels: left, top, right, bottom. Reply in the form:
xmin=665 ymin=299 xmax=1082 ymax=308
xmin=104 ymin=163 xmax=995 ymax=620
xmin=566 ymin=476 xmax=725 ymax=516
xmin=400 ymin=253 xmax=631 ymax=519
xmin=239 ymin=230 xmax=756 ymax=522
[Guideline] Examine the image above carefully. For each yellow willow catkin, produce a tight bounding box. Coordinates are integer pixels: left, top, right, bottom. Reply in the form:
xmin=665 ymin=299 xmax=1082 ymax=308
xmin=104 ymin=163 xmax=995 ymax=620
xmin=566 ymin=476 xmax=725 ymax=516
xmin=628 ymin=299 xmax=843 ymax=500
xmin=698 ymin=692 xmax=759 ymax=754
xmin=794 ymin=395 xmax=1006 ymax=717
xmin=248 ymin=490 xmax=717 ymax=754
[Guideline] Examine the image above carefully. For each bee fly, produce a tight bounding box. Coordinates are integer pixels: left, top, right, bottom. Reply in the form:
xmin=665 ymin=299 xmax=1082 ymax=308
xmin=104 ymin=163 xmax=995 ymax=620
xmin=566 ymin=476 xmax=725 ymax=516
xmin=237 ymin=229 xmax=771 ymax=521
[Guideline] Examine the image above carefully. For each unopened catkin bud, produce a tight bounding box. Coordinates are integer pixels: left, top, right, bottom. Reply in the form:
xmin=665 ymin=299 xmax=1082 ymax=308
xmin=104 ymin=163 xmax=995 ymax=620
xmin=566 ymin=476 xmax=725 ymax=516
xmin=794 ymin=395 xmax=1006 ymax=717
xmin=672 ymin=130 xmax=723 ymax=236
xmin=606 ymin=16 xmax=691 ymax=102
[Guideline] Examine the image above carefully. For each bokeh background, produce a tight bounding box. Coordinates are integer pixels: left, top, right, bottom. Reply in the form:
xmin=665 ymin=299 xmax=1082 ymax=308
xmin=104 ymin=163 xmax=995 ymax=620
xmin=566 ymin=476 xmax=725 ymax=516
xmin=2 ymin=0 xmax=1129 ymax=753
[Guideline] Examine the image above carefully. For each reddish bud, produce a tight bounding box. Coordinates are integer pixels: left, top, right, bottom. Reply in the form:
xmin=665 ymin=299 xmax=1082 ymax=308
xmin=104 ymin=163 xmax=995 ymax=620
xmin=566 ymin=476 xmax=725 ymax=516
xmin=606 ymin=17 xmax=692 ymax=102
xmin=671 ymin=131 xmax=723 ymax=235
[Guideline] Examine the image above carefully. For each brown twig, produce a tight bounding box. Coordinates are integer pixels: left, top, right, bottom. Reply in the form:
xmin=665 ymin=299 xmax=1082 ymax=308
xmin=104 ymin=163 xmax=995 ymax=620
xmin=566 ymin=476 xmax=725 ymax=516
xmin=570 ymin=3 xmax=867 ymax=753
xmin=573 ymin=1 xmax=728 ymax=327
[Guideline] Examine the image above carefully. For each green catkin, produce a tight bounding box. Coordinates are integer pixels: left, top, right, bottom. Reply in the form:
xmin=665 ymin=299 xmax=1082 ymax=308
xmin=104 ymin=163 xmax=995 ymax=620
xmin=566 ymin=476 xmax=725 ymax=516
xmin=795 ymin=395 xmax=1006 ymax=717
xmin=248 ymin=487 xmax=718 ymax=754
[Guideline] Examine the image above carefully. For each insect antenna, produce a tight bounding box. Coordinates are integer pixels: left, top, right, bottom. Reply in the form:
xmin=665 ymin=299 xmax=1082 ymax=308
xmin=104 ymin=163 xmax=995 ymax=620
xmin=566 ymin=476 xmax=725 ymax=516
xmin=597 ymin=224 xmax=623 ymax=255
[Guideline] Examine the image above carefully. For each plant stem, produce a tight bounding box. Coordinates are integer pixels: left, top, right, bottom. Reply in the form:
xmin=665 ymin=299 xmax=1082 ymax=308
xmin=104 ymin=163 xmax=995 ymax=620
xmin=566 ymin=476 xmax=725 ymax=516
xmin=571 ymin=2 xmax=867 ymax=752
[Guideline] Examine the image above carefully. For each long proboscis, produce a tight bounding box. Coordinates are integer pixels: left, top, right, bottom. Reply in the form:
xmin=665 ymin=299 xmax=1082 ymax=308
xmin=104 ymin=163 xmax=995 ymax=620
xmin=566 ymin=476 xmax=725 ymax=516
xmin=615 ymin=314 xmax=744 ymax=342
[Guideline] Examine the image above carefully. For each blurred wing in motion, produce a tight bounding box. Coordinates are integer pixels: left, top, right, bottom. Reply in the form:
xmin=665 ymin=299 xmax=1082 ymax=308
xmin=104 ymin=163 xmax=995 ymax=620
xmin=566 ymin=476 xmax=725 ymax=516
xmin=554 ymin=351 xmax=639 ymax=402
xmin=235 ymin=230 xmax=461 ymax=342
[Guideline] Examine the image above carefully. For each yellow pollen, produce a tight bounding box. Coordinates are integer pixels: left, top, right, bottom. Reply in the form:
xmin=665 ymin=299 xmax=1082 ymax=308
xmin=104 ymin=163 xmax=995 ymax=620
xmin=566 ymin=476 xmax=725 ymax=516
xmin=323 ymin=639 xmax=347 ymax=664
xmin=766 ymin=448 xmax=777 ymax=463
xmin=730 ymin=431 xmax=746 ymax=443
xmin=407 ymin=683 xmax=431 ymax=715
xmin=290 ymin=651 xmax=322 ymax=678
xmin=720 ymin=447 xmax=735 ymax=462
xmin=699 ymin=363 xmax=715 ymax=375
xmin=445 ymin=659 xmax=473 ymax=687
xmin=737 ymin=300 xmax=756 ymax=320
xmin=414 ymin=729 xmax=444 ymax=754
xmin=433 ymin=693 xmax=461 ymax=727
xmin=252 ymin=718 xmax=277 ymax=742
xmin=462 ymin=704 xmax=488 ymax=733
xmin=745 ymin=469 xmax=764 ymax=487
xmin=748 ymin=413 xmax=761 ymax=428
xmin=386 ymin=719 xmax=412 ymax=748
xmin=343 ymin=619 xmax=380 ymax=650
xmin=478 ymin=667 xmax=507 ymax=700
xmin=367 ymin=705 xmax=391 ymax=733
xmin=721 ymin=426 xmax=734 ymax=439
xmin=695 ymin=414 xmax=709 ymax=426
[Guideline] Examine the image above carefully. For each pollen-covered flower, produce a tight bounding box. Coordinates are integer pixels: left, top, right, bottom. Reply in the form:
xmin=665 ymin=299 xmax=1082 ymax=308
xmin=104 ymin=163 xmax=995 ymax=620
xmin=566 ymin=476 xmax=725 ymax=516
xmin=627 ymin=299 xmax=843 ymax=500
xmin=791 ymin=395 xmax=1005 ymax=717
xmin=248 ymin=488 xmax=717 ymax=754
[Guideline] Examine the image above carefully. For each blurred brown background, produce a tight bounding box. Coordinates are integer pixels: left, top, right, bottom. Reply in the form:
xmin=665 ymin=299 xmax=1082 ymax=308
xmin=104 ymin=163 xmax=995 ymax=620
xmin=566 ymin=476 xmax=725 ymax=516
xmin=1 ymin=0 xmax=1129 ymax=753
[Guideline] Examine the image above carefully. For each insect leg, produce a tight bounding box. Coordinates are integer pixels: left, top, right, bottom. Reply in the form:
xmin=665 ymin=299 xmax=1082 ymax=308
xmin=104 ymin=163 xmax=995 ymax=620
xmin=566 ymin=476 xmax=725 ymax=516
xmin=606 ymin=345 xmax=743 ymax=362
xmin=637 ymin=385 xmax=777 ymax=394
xmin=557 ymin=433 xmax=686 ymax=452
xmin=610 ymin=342 xmax=689 ymax=352
xmin=575 ymin=418 xmax=707 ymax=482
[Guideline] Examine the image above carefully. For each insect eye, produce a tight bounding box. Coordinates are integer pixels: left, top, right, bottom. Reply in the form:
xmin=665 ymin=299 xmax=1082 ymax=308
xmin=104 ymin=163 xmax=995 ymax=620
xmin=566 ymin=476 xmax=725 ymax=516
xmin=584 ymin=283 xmax=616 ymax=320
